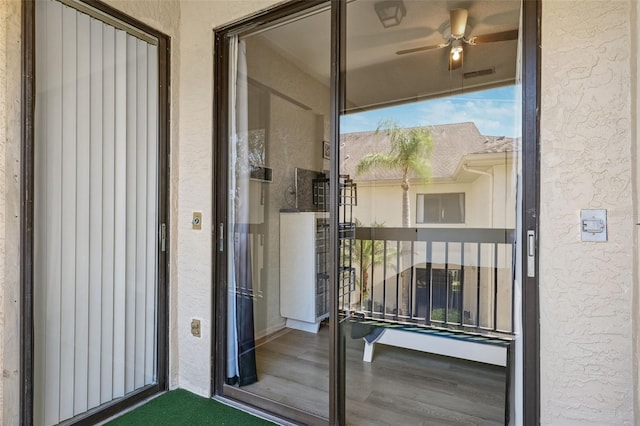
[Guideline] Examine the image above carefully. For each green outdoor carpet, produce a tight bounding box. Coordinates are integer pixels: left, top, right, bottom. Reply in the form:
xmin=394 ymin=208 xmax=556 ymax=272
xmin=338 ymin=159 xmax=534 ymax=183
xmin=107 ymin=389 xmax=275 ymax=425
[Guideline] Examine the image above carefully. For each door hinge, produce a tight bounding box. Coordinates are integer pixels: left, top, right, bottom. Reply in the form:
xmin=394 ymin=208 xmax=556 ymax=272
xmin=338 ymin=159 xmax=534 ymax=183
xmin=527 ymin=230 xmax=535 ymax=278
xmin=161 ymin=223 xmax=167 ymax=252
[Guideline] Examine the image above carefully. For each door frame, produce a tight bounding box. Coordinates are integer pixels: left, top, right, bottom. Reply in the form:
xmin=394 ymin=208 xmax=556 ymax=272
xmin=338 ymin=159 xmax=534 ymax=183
xmin=212 ymin=0 xmax=540 ymax=424
xmin=521 ymin=0 xmax=542 ymax=422
xmin=20 ymin=0 xmax=171 ymax=423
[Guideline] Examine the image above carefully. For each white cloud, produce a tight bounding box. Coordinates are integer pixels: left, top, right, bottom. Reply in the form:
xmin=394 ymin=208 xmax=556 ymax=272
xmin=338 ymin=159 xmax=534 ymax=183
xmin=415 ymin=96 xmax=520 ymax=136
xmin=341 ymin=86 xmax=522 ymax=137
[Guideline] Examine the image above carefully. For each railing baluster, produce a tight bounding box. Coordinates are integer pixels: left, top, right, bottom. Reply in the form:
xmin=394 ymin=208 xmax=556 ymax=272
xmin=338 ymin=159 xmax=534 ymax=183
xmin=444 ymin=241 xmax=449 ymax=324
xmin=378 ymin=240 xmax=387 ymax=318
xmin=460 ymin=242 xmax=465 ymax=327
xmin=511 ymin=243 xmax=516 ymax=334
xmin=395 ymin=240 xmax=400 ymax=320
xmin=409 ymin=240 xmax=415 ymax=320
xmin=426 ymin=241 xmax=432 ymax=325
xmin=476 ymin=243 xmax=481 ymax=330
xmin=359 ymin=239 xmax=364 ymax=311
xmin=370 ymin=237 xmax=376 ymax=316
xmin=493 ymin=242 xmax=499 ymax=332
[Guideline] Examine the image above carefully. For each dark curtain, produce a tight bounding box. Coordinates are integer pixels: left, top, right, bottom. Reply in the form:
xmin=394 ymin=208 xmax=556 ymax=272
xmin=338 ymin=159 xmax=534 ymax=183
xmin=233 ymin=223 xmax=258 ymax=386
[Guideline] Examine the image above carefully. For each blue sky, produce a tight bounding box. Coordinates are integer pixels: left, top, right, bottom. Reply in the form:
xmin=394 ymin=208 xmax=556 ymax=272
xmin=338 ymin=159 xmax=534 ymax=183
xmin=340 ymin=85 xmax=521 ymax=138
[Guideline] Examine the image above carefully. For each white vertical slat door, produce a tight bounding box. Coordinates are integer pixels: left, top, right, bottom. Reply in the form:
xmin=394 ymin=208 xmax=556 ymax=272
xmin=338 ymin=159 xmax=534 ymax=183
xmin=34 ymin=1 xmax=160 ymax=425
xmin=124 ymin=32 xmax=137 ymax=396
xmin=74 ymin=9 xmax=91 ymax=417
xmin=87 ymin=13 xmax=104 ymax=411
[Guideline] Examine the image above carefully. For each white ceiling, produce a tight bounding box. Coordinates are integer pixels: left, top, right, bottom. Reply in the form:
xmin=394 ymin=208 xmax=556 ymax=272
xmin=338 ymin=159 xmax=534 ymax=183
xmin=256 ymin=0 xmax=521 ymax=111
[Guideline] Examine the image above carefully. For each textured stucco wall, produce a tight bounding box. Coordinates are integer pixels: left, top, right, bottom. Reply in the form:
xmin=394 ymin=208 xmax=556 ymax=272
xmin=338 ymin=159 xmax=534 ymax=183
xmin=246 ymin=35 xmax=330 ymax=338
xmin=1 ymin=0 xmax=23 ymax=423
xmin=540 ymin=1 xmax=635 ymax=424
xmin=0 ymin=0 xmax=8 ymax=419
xmin=176 ymin=0 xmax=281 ymax=396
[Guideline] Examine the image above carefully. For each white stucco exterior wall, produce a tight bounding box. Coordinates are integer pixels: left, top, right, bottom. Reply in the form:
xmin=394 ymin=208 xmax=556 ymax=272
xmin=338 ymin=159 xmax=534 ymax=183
xmin=1 ymin=1 xmax=23 ymax=423
xmin=0 ymin=1 xmax=5 ymax=415
xmin=176 ymin=0 xmax=281 ymax=396
xmin=540 ymin=1 xmax=635 ymax=424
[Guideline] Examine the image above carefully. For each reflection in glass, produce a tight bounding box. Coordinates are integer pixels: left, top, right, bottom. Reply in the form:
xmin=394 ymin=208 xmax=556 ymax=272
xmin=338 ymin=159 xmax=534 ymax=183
xmin=224 ymin=6 xmax=332 ymax=420
xmin=342 ymin=0 xmax=522 ymax=424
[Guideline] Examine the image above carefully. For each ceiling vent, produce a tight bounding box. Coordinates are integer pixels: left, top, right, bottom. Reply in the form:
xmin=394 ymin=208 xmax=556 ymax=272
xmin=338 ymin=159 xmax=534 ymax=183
xmin=463 ymin=68 xmax=495 ymax=79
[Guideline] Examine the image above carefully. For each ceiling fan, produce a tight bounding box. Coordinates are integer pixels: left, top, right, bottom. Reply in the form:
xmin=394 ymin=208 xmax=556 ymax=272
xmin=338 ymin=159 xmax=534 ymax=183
xmin=395 ymin=8 xmax=518 ymax=70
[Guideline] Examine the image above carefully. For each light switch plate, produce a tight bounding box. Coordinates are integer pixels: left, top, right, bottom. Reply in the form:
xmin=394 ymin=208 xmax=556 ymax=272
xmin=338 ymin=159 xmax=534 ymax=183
xmin=581 ymin=209 xmax=607 ymax=242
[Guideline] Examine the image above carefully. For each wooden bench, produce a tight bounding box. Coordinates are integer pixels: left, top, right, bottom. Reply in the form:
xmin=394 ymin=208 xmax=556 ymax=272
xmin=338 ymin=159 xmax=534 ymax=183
xmin=352 ymin=319 xmax=513 ymax=367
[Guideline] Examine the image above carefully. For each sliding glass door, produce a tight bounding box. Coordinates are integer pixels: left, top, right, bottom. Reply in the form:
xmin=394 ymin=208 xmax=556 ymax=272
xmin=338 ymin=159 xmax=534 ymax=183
xmin=339 ymin=1 xmax=522 ymax=423
xmin=219 ymin=4 xmax=333 ymax=423
xmin=216 ymin=0 xmax=533 ymax=424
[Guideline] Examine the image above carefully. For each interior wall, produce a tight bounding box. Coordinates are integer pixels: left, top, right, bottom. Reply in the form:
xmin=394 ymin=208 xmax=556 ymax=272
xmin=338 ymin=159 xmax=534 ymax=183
xmin=245 ymin=36 xmax=330 ymax=337
xmin=540 ymin=1 xmax=635 ymax=424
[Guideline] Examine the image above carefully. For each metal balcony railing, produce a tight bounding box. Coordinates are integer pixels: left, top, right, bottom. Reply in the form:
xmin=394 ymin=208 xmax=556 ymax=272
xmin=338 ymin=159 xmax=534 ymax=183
xmin=347 ymin=227 xmax=517 ymax=337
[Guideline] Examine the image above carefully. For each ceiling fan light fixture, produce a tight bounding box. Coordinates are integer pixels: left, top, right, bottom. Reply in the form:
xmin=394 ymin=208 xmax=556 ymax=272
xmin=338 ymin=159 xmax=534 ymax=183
xmin=451 ymin=46 xmax=462 ymax=61
xmin=375 ymin=0 xmax=406 ymax=28
xmin=450 ymin=40 xmax=463 ymax=62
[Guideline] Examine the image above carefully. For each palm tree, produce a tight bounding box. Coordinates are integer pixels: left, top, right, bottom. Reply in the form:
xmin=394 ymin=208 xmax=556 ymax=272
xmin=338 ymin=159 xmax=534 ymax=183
xmin=355 ymin=120 xmax=433 ymax=315
xmin=351 ymin=219 xmax=395 ymax=309
xmin=356 ymin=120 xmax=433 ymax=227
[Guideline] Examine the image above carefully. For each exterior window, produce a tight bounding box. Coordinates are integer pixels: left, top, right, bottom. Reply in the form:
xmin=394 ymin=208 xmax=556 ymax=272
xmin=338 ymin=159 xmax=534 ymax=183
xmin=417 ymin=193 xmax=465 ymax=224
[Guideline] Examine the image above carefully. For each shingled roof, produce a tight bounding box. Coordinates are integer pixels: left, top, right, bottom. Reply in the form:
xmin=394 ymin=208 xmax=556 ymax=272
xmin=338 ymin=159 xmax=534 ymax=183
xmin=340 ymin=122 xmax=515 ymax=181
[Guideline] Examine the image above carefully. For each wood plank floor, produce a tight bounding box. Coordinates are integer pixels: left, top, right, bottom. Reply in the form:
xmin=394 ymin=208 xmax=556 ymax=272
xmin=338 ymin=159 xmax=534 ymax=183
xmin=242 ymin=323 xmax=507 ymax=425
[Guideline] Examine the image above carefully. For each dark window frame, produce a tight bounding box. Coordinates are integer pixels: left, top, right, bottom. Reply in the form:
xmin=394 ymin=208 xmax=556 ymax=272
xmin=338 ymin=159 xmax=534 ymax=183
xmin=21 ymin=0 xmax=171 ymax=424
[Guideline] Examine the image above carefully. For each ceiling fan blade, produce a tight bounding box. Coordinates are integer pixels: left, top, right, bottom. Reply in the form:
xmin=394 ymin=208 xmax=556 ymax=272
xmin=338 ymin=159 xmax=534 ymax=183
xmin=467 ymin=29 xmax=518 ymax=45
xmin=450 ymin=8 xmax=468 ymax=38
xmin=396 ymin=43 xmax=448 ymax=56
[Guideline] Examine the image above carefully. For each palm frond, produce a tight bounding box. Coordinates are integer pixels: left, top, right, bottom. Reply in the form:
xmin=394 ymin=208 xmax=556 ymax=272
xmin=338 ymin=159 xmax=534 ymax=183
xmin=364 ymin=120 xmax=434 ymax=183
xmin=356 ymin=152 xmax=399 ymax=176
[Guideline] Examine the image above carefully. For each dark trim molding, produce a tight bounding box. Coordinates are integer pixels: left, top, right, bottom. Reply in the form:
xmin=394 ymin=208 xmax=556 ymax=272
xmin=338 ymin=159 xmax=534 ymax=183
xmin=156 ymin=26 xmax=171 ymax=396
xmin=62 ymin=385 xmax=161 ymax=425
xmin=212 ymin=26 xmax=229 ymax=398
xmin=20 ymin=0 xmax=171 ymax=423
xmin=330 ymin=1 xmax=346 ymax=424
xmin=522 ymin=0 xmax=541 ymax=424
xmin=21 ymin=1 xmax=36 ymax=424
